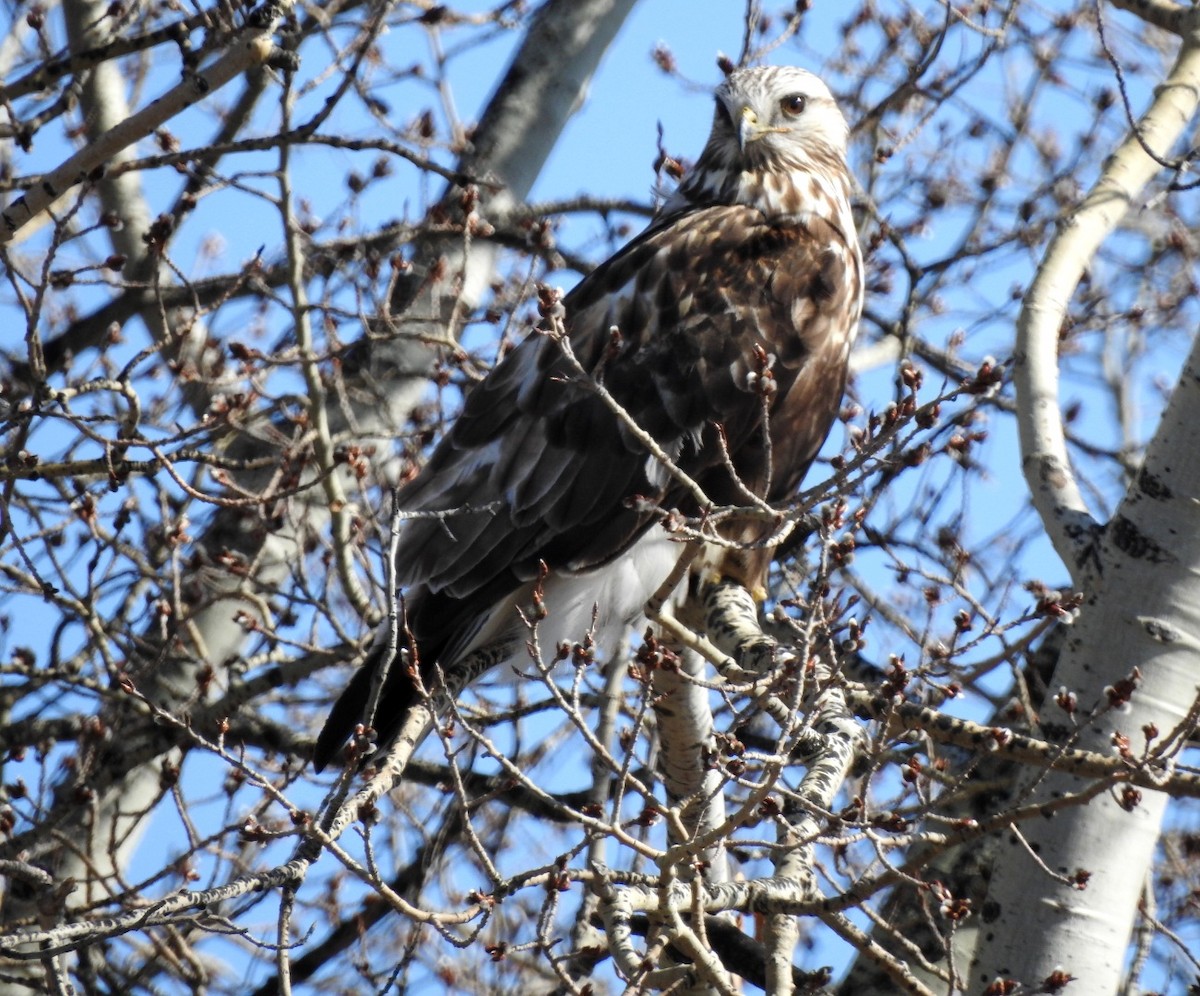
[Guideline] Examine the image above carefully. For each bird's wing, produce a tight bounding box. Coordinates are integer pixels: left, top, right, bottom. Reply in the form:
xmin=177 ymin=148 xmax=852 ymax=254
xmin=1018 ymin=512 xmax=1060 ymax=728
xmin=313 ymin=200 xmax=860 ymax=773
xmin=393 ymin=202 xmax=860 ymax=606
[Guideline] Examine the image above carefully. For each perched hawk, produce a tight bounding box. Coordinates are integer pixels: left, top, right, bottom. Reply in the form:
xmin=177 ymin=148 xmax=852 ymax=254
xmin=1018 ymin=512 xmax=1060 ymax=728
xmin=314 ymin=66 xmax=863 ymax=772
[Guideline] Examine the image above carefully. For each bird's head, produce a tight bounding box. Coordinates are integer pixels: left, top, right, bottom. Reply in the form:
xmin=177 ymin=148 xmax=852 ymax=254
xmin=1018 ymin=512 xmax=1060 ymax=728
xmin=712 ymin=66 xmax=849 ymax=166
xmin=667 ymin=66 xmax=853 ymax=223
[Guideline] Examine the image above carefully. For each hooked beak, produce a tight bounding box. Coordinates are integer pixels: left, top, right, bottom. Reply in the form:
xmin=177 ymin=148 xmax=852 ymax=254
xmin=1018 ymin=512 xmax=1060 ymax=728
xmin=737 ymin=105 xmax=763 ymax=151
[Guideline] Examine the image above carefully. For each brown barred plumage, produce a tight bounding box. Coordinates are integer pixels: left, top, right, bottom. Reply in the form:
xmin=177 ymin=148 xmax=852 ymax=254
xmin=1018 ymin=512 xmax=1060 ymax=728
xmin=314 ymin=66 xmax=863 ymax=772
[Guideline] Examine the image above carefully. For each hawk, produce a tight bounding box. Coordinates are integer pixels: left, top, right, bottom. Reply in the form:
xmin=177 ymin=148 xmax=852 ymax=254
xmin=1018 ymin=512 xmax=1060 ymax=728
xmin=314 ymin=65 xmax=863 ymax=772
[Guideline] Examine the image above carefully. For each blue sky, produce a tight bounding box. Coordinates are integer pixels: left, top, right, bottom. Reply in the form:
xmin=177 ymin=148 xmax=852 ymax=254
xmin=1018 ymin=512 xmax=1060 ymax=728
xmin=3 ymin=0 xmax=1197 ymax=990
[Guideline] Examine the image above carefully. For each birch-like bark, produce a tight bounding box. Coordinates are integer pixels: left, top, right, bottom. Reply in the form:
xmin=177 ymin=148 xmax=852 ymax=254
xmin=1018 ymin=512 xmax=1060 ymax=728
xmin=653 ymin=650 xmax=730 ymax=879
xmin=703 ymin=580 xmax=867 ymax=994
xmin=1 ymin=9 xmax=284 ymax=243
xmin=838 ymin=12 xmax=1200 ymax=991
xmin=836 ymin=633 xmax=1066 ymax=995
xmin=971 ymin=324 xmax=1200 ymax=992
xmin=0 ymin=9 xmax=292 ymax=974
xmin=61 ymin=0 xmax=276 ymax=420
xmin=60 ymin=0 xmax=153 ymax=269
xmin=971 ymin=11 xmax=1200 ymax=990
xmin=1014 ymin=10 xmax=1200 ymax=573
xmin=649 ymin=649 xmax=729 ymax=996
xmin=596 ymin=579 xmax=869 ymax=992
xmin=7 ymin=0 xmax=184 ymax=930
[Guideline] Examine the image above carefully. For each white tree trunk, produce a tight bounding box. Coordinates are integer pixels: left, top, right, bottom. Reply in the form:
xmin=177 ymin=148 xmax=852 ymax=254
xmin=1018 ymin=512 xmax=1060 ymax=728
xmin=970 ymin=325 xmax=1200 ymax=990
xmin=840 ymin=10 xmax=1200 ymax=992
xmin=970 ymin=15 xmax=1200 ymax=991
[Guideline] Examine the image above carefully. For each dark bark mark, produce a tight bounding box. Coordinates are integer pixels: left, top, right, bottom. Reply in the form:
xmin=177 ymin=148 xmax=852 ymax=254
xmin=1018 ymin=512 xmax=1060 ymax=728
xmin=1109 ymin=514 xmax=1174 ymax=563
xmin=1136 ymin=467 xmax=1172 ymax=501
xmin=1143 ymin=618 xmax=1181 ymax=642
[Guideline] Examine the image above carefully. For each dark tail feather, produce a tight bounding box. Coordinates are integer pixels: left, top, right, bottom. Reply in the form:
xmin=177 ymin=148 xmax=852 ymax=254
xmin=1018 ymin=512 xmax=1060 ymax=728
xmin=312 ymin=641 xmax=415 ymax=772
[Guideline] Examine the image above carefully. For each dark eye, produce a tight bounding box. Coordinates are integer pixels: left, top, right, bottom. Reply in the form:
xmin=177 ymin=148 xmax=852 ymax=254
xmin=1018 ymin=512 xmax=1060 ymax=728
xmin=714 ymin=96 xmax=734 ymax=127
xmin=780 ymin=93 xmax=807 ymax=116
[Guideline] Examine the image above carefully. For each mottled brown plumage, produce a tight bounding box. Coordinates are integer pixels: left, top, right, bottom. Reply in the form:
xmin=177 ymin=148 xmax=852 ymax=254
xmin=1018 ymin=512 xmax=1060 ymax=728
xmin=315 ymin=66 xmax=863 ymax=772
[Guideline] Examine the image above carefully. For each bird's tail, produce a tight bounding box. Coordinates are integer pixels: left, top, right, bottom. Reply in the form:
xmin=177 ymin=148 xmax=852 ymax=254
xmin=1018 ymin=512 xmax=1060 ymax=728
xmin=312 ymin=638 xmax=416 ymax=772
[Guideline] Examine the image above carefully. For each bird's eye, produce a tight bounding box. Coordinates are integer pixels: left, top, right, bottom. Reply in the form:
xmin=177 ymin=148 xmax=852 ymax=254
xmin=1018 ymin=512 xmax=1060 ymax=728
xmin=779 ymin=93 xmax=807 ymax=117
xmin=714 ymin=96 xmax=734 ymax=127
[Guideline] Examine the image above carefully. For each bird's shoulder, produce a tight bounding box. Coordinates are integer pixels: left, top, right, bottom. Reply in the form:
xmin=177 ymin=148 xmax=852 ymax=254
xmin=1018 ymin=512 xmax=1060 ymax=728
xmin=392 ymin=201 xmax=858 ymax=593
xmin=418 ymin=202 xmax=851 ymax=457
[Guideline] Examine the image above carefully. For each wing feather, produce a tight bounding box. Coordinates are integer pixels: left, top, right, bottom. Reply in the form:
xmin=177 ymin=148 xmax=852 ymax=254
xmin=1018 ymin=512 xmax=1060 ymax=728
xmin=395 ymin=204 xmax=858 ymax=596
xmin=315 ymin=67 xmax=865 ymax=773
xmin=315 ymin=202 xmax=860 ymax=769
